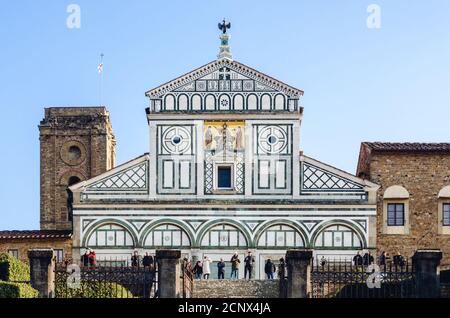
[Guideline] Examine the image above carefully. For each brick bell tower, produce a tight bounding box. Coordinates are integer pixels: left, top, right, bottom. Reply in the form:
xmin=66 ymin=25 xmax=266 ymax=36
xmin=39 ymin=107 xmax=116 ymax=230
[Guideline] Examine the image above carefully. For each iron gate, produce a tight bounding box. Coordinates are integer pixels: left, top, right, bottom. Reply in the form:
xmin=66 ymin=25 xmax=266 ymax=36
xmin=55 ymin=260 xmax=158 ymax=298
xmin=310 ymin=259 xmax=416 ymax=298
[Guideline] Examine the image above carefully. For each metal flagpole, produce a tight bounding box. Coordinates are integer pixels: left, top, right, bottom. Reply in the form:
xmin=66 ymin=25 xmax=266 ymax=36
xmin=98 ymin=53 xmax=104 ymax=106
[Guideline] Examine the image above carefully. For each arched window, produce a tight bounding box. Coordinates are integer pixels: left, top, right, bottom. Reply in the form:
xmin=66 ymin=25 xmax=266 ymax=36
xmin=143 ymin=224 xmax=191 ymax=248
xmin=87 ymin=224 xmax=134 ymax=248
xmin=178 ymin=95 xmax=188 ymax=111
xmin=314 ymin=224 xmax=362 ymax=249
xmin=260 ymin=94 xmax=271 ymax=111
xmin=67 ymin=176 xmax=82 ymax=222
xmin=191 ymin=94 xmax=202 ymax=110
xmin=219 ymin=94 xmax=231 ymax=111
xmin=164 ymin=95 xmax=175 ymax=111
xmin=68 ymin=176 xmax=81 ymax=186
xmin=257 ymin=224 xmax=304 ymax=248
xmin=233 ymin=95 xmax=244 ymax=111
xmin=274 ymin=94 xmax=285 ymax=110
xmin=200 ymin=224 xmax=247 ymax=248
xmin=205 ymin=95 xmax=216 ymax=111
xmin=247 ymin=94 xmax=258 ymax=110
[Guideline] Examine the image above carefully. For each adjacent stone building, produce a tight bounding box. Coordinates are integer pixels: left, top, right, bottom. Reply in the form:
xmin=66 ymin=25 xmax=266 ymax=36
xmin=39 ymin=107 xmax=116 ymax=230
xmin=0 ymin=107 xmax=116 ymax=262
xmin=357 ymin=142 xmax=450 ymax=265
xmin=0 ymin=230 xmax=72 ymax=263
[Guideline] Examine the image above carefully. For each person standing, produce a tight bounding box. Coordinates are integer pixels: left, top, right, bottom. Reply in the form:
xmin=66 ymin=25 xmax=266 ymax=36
xmin=81 ymin=249 xmax=90 ymax=267
xmin=131 ymin=250 xmax=140 ymax=268
xmin=202 ymin=256 xmax=211 ymax=280
xmin=143 ymin=253 xmax=154 ymax=270
xmin=217 ymin=258 xmax=226 ymax=280
xmin=353 ymin=251 xmax=363 ymax=268
xmin=244 ymin=251 xmax=255 ymax=280
xmin=88 ymin=249 xmax=97 ymax=269
xmin=277 ymin=258 xmax=286 ymax=279
xmin=379 ymin=251 xmax=386 ymax=265
xmin=193 ymin=261 xmax=203 ymax=279
xmin=264 ymin=259 xmax=276 ymax=280
xmin=230 ymin=252 xmax=240 ymax=279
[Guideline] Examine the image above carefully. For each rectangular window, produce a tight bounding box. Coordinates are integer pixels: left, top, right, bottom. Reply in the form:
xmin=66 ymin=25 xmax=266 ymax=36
xmin=217 ymin=166 xmax=232 ymax=189
xmin=387 ymin=203 xmax=405 ymax=226
xmin=443 ymin=203 xmax=450 ymax=226
xmin=8 ymin=249 xmax=19 ymax=259
xmin=55 ymin=249 xmax=64 ymax=263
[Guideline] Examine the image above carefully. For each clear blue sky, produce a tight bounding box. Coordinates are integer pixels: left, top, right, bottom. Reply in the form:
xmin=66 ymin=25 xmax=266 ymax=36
xmin=1 ymin=0 xmax=449 ymax=230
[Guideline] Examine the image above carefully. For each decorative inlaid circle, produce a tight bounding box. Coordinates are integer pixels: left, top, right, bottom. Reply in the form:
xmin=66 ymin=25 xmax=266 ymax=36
xmin=258 ymin=126 xmax=287 ymax=154
xmin=162 ymin=127 xmax=191 ymax=154
xmin=60 ymin=140 xmax=86 ymax=166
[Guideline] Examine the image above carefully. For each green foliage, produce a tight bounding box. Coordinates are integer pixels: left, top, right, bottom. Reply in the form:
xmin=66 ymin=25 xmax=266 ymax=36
xmin=56 ymin=280 xmax=135 ymax=298
xmin=0 ymin=281 xmax=38 ymax=298
xmin=0 ymin=253 xmax=30 ymax=282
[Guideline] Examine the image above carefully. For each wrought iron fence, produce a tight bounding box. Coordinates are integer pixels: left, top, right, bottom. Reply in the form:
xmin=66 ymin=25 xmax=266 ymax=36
xmin=54 ymin=258 xmax=158 ymax=298
xmin=310 ymin=258 xmax=416 ymax=298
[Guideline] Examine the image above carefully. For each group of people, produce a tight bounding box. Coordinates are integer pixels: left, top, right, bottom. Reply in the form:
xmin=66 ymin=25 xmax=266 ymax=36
xmin=190 ymin=251 xmax=282 ymax=280
xmin=80 ymin=248 xmax=97 ymax=268
xmin=348 ymin=250 xmax=406 ymax=267
xmin=131 ymin=250 xmax=155 ymax=269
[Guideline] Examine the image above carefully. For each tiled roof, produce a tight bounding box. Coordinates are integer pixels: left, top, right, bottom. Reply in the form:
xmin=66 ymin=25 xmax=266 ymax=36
xmin=0 ymin=230 xmax=72 ymax=240
xmin=363 ymin=142 xmax=450 ymax=153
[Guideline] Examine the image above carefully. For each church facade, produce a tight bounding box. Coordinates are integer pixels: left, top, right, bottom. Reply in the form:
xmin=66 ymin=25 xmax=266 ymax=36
xmin=69 ymin=28 xmax=379 ymax=278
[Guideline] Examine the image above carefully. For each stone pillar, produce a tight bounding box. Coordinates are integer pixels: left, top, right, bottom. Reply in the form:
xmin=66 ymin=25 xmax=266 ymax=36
xmin=156 ymin=250 xmax=181 ymax=298
xmin=28 ymin=249 xmax=55 ymax=298
xmin=286 ymin=249 xmax=313 ymax=298
xmin=413 ymin=249 xmax=442 ymax=298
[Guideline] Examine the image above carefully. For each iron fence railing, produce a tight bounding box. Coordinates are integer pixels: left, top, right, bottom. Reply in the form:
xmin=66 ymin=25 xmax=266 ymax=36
xmin=310 ymin=259 xmax=416 ymax=298
xmin=54 ymin=258 xmax=158 ymax=298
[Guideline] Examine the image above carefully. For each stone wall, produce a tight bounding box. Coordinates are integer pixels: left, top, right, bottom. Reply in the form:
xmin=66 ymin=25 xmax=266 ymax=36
xmin=0 ymin=238 xmax=72 ymax=263
xmin=365 ymin=152 xmax=450 ymax=264
xmin=192 ymin=280 xmax=279 ymax=298
xmin=39 ymin=107 xmax=115 ymax=230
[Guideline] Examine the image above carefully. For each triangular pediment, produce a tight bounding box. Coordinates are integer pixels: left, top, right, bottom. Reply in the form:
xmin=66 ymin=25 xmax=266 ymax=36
xmin=300 ymin=156 xmax=378 ymax=194
xmin=70 ymin=154 xmax=150 ymax=200
xmin=145 ymin=59 xmax=304 ymax=99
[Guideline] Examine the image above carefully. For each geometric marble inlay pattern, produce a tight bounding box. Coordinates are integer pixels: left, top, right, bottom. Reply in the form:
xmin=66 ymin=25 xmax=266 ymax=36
xmin=303 ymin=164 xmax=363 ymax=191
xmin=91 ymin=162 xmax=147 ymax=189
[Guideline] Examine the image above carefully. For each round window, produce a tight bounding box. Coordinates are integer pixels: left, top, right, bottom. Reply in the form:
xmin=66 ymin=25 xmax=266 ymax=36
xmin=268 ymin=135 xmax=278 ymax=145
xmin=60 ymin=141 xmax=86 ymax=166
xmin=68 ymin=146 xmax=81 ymax=160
